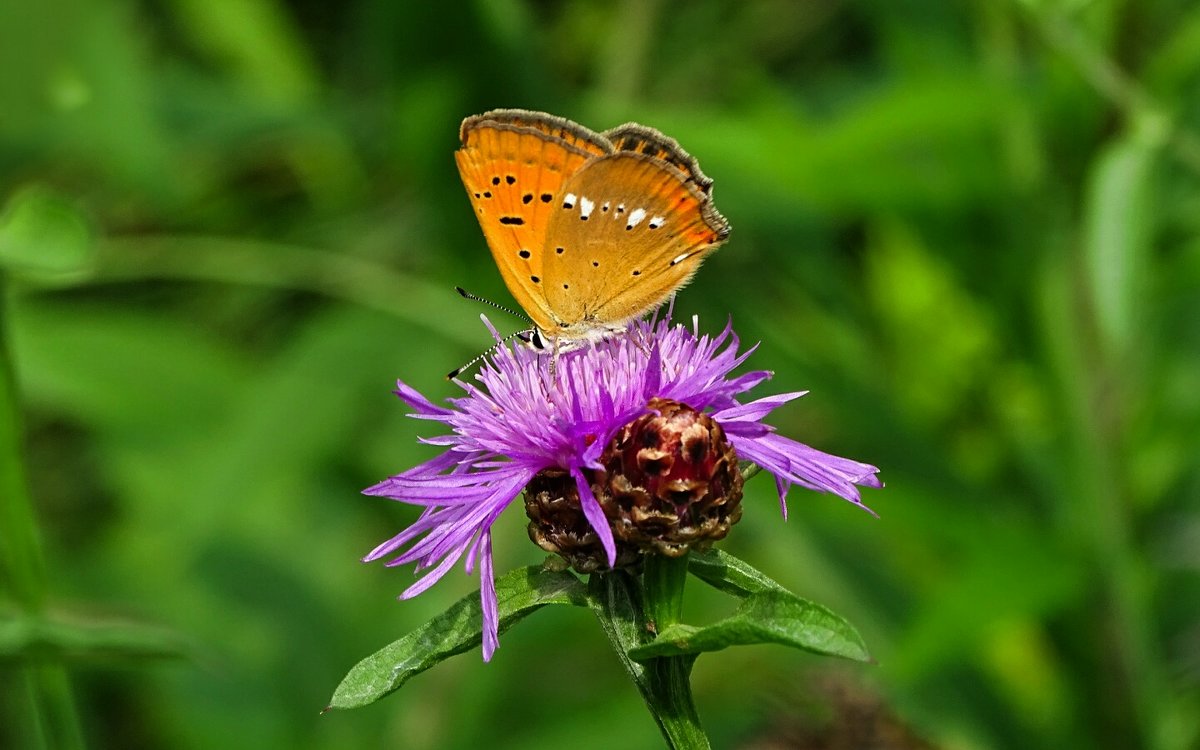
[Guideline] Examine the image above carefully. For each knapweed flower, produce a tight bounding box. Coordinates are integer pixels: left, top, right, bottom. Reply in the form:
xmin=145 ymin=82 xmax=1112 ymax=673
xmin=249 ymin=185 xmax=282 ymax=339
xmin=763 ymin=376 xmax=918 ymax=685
xmin=364 ymin=316 xmax=881 ymax=660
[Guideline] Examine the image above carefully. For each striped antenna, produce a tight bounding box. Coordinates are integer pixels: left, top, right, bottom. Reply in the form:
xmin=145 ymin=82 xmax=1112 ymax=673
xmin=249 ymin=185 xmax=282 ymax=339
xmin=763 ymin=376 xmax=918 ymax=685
xmin=454 ymin=286 xmax=529 ymax=322
xmin=447 ymin=328 xmax=529 ymax=380
xmin=447 ymin=287 xmax=535 ymax=380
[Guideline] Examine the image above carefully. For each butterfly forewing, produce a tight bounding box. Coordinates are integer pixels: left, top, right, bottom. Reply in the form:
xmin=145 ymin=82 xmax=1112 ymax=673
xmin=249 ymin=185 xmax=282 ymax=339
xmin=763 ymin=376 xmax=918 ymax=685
xmin=540 ymin=152 xmax=729 ymax=332
xmin=456 ymin=111 xmax=612 ymax=333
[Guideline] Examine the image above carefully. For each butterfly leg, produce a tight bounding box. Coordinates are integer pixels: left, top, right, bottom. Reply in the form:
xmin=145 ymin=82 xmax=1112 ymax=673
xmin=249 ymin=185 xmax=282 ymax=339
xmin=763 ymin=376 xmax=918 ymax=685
xmin=548 ymin=337 xmax=562 ymax=380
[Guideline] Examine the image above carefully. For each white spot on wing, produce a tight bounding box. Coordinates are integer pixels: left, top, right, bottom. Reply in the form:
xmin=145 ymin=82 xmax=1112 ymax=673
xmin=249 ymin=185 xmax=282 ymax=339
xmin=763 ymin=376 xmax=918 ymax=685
xmin=627 ymin=208 xmax=646 ymax=229
xmin=648 ymin=216 xmax=665 ymax=229
xmin=580 ymin=196 xmax=595 ymax=219
xmin=670 ymin=252 xmax=690 ymax=266
xmin=563 ymin=193 xmax=577 ymax=208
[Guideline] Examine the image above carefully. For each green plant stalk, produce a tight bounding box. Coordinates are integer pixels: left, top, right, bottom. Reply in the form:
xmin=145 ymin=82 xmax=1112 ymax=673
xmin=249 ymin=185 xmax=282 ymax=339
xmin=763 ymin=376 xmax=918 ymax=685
xmin=0 ymin=284 xmax=84 ymax=750
xmin=644 ymin=550 xmax=689 ymax=631
xmin=590 ymin=564 xmax=709 ymax=749
xmin=0 ymin=292 xmax=44 ymax=615
xmin=1017 ymin=1 xmax=1200 ymax=176
xmin=1038 ymin=258 xmax=1163 ymax=748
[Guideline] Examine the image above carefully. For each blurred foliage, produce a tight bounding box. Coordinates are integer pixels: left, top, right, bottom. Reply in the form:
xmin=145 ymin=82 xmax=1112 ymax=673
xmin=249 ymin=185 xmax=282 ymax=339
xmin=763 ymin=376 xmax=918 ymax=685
xmin=1 ymin=0 xmax=1199 ymax=748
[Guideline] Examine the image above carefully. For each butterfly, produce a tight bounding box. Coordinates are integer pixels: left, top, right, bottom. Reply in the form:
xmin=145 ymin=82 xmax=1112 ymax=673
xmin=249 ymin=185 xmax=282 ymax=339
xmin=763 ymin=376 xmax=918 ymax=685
xmin=455 ymin=109 xmax=730 ymax=354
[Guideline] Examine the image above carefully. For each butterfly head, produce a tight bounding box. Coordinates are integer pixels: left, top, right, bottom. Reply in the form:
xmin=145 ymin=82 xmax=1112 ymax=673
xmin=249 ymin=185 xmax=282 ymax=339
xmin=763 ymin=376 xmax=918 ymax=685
xmin=517 ymin=320 xmax=631 ymax=355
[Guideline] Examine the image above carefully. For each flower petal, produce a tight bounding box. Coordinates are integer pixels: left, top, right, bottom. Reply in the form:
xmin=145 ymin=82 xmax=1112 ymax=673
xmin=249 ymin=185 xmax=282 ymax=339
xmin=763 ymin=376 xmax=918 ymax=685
xmin=572 ymin=466 xmax=617 ymax=568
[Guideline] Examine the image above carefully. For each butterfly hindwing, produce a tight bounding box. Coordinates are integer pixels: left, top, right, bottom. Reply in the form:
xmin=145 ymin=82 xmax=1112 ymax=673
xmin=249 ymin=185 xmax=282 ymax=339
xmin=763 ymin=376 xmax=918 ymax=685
xmin=603 ymin=122 xmax=714 ymax=195
xmin=540 ymin=151 xmax=729 ymax=331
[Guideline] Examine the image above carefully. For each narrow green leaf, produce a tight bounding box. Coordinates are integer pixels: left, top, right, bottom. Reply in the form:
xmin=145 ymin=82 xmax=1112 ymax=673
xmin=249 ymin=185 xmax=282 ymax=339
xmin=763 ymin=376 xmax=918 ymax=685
xmin=587 ymin=570 xmax=655 ymax=694
xmin=687 ymin=548 xmax=789 ymax=597
xmin=167 ymin=0 xmax=320 ymax=106
xmin=328 ymin=566 xmax=586 ymax=710
xmin=0 ymin=289 xmax=46 ymax=613
xmin=0 ymin=615 xmax=191 ymax=663
xmin=0 ymin=185 xmax=94 ymax=278
xmin=1083 ymin=123 xmax=1163 ymax=359
xmin=628 ymin=590 xmax=871 ymax=664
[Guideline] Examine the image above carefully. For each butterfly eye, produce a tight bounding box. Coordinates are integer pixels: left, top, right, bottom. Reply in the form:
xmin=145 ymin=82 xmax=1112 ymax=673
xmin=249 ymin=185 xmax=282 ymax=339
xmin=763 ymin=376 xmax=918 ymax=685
xmin=518 ymin=329 xmax=549 ymax=351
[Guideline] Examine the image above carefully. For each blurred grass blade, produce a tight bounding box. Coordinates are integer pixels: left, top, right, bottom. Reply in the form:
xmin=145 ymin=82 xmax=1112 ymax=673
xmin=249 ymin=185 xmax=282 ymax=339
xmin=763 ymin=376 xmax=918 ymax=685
xmin=165 ymin=0 xmax=319 ymax=105
xmin=0 ymin=186 xmax=94 ymax=279
xmin=0 ymin=615 xmax=192 ymax=663
xmin=627 ymin=590 xmax=871 ymax=663
xmin=328 ymin=566 xmax=586 ymax=710
xmin=1083 ymin=122 xmax=1164 ymax=359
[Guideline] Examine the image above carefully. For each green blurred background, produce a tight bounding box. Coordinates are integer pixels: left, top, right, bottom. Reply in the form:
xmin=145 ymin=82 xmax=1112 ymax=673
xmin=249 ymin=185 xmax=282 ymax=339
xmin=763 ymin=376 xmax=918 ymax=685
xmin=2 ymin=0 xmax=1199 ymax=748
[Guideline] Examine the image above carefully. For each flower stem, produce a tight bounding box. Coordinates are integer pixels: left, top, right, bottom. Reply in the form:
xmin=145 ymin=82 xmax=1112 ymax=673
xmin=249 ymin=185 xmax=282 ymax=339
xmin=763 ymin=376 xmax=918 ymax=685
xmin=589 ymin=561 xmax=710 ymax=749
xmin=644 ymin=552 xmax=688 ymax=631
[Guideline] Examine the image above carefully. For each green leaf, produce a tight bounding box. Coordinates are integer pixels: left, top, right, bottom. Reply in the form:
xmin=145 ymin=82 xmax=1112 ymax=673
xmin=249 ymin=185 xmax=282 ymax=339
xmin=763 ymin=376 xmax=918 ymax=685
xmin=327 ymin=566 xmax=586 ymax=710
xmin=627 ymin=590 xmax=872 ymax=664
xmin=587 ymin=569 xmax=657 ymax=694
xmin=0 ymin=185 xmax=94 ymax=278
xmin=687 ymin=547 xmax=790 ymax=597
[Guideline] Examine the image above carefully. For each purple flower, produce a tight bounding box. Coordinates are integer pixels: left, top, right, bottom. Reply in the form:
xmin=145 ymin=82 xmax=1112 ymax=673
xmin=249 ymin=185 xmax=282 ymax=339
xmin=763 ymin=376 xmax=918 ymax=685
xmin=364 ymin=315 xmax=881 ymax=660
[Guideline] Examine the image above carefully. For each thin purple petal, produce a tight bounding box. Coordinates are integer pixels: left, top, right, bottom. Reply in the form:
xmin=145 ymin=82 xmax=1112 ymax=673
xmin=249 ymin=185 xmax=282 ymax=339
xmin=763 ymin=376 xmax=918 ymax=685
xmin=572 ymin=466 xmax=617 ymax=567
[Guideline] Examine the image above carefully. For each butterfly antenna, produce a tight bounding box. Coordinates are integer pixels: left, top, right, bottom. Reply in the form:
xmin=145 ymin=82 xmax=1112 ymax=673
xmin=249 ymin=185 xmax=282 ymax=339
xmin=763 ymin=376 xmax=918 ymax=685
xmin=454 ymin=286 xmax=530 ymax=323
xmin=447 ymin=328 xmax=530 ymax=380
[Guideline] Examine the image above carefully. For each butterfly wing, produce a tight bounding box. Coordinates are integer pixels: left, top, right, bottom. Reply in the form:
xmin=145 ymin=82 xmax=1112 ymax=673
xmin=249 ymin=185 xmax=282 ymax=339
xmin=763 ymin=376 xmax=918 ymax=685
xmin=456 ymin=110 xmax=612 ymax=333
xmin=539 ymin=147 xmax=729 ymax=335
xmin=603 ymin=122 xmax=715 ymax=196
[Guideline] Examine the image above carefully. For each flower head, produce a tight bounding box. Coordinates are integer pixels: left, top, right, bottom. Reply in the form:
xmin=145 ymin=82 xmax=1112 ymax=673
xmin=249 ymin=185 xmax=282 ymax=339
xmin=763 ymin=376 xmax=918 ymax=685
xmin=364 ymin=315 xmax=881 ymax=660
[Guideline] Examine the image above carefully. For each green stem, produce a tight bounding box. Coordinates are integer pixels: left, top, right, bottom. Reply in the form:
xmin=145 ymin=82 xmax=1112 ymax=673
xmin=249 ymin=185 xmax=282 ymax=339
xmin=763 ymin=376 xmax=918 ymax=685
xmin=591 ymin=0 xmax=665 ymax=114
xmin=0 ymin=290 xmax=45 ymax=613
xmin=1038 ymin=257 xmax=1161 ymax=748
xmin=1017 ymin=1 xmax=1200 ymax=176
xmin=1 ymin=283 xmax=84 ymax=750
xmin=644 ymin=552 xmax=689 ymax=631
xmin=589 ymin=565 xmax=709 ymax=749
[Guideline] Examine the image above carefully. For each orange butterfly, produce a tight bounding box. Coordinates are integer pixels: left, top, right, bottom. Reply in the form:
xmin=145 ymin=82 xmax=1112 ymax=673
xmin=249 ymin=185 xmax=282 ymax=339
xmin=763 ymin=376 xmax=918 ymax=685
xmin=455 ymin=109 xmax=730 ymax=353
